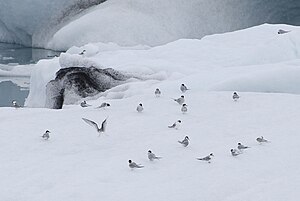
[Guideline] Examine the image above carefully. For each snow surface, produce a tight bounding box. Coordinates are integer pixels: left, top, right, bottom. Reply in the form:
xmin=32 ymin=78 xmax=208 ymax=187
xmin=1 ymin=87 xmax=300 ymax=201
xmin=1 ymin=24 xmax=300 ymax=200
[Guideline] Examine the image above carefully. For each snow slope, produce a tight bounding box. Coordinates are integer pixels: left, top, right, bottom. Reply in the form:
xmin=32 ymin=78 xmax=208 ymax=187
xmin=1 ymin=24 xmax=300 ymax=200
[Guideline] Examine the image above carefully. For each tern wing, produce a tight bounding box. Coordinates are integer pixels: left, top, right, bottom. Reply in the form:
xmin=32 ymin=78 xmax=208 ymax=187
xmin=98 ymin=103 xmax=106 ymax=108
xmin=168 ymin=123 xmax=176 ymax=128
xmin=99 ymin=118 xmax=108 ymax=132
xmin=100 ymin=104 xmax=105 ymax=108
xmin=82 ymin=118 xmax=99 ymax=131
xmin=197 ymin=156 xmax=209 ymax=160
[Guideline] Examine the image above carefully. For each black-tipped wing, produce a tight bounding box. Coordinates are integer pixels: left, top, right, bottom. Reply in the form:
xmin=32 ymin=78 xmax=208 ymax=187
xmin=82 ymin=118 xmax=99 ymax=131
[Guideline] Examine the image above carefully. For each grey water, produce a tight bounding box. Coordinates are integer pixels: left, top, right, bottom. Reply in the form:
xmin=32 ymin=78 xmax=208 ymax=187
xmin=0 ymin=81 xmax=29 ymax=107
xmin=0 ymin=42 xmax=60 ymax=65
xmin=0 ymin=42 xmax=61 ymax=107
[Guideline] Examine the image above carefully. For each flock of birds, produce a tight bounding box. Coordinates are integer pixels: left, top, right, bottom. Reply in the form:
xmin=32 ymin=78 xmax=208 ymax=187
xmin=5 ymin=28 xmax=287 ymax=172
xmin=128 ymin=134 xmax=270 ymax=169
xmin=125 ymin=86 xmax=270 ymax=169
xmin=11 ymin=83 xmax=270 ymax=170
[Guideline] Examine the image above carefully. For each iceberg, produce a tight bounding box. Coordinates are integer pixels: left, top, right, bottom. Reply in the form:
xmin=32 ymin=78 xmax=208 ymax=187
xmin=0 ymin=0 xmax=299 ymax=50
xmin=0 ymin=0 xmax=105 ymax=47
xmin=26 ymin=24 xmax=300 ymax=108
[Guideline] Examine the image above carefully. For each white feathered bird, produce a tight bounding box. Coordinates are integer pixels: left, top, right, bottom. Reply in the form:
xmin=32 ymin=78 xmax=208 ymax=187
xmin=148 ymin=150 xmax=162 ymax=161
xmin=82 ymin=117 xmax=107 ymax=136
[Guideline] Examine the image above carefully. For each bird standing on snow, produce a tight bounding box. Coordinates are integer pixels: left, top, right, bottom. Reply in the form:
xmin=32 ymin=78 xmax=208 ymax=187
xmin=178 ymin=136 xmax=189 ymax=147
xmin=42 ymin=130 xmax=50 ymax=140
xmin=197 ymin=153 xmax=214 ymax=163
xmin=278 ymin=29 xmax=290 ymax=34
xmin=173 ymin=95 xmax=185 ymax=105
xmin=155 ymin=88 xmax=161 ymax=97
xmin=256 ymin=136 xmax=269 ymax=143
xmin=237 ymin=142 xmax=250 ymax=150
xmin=180 ymin=84 xmax=190 ymax=93
xmin=79 ymin=50 xmax=86 ymax=55
xmin=231 ymin=149 xmax=241 ymax=156
xmin=82 ymin=117 xmax=107 ymax=136
xmin=136 ymin=103 xmax=144 ymax=112
xmin=181 ymin=104 xmax=188 ymax=114
xmin=12 ymin=100 xmax=21 ymax=108
xmin=148 ymin=150 xmax=162 ymax=161
xmin=168 ymin=120 xmax=181 ymax=129
xmin=128 ymin=160 xmax=144 ymax=169
xmin=232 ymin=92 xmax=239 ymax=101
xmin=81 ymin=100 xmax=91 ymax=107
xmin=96 ymin=102 xmax=110 ymax=109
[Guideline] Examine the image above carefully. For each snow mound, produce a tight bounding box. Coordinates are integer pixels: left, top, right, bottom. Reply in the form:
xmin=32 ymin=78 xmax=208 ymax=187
xmin=59 ymin=53 xmax=99 ymax=68
xmin=26 ymin=24 xmax=300 ymax=108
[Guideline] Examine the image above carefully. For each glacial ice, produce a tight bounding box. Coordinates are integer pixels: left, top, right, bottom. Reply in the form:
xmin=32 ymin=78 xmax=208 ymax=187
xmin=0 ymin=0 xmax=104 ymax=47
xmin=1 ymin=0 xmax=299 ymax=50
